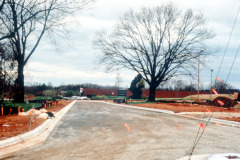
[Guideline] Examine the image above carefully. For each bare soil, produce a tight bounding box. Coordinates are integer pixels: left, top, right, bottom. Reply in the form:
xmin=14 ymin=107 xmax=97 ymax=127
xmin=0 ymin=100 xmax=73 ymax=140
xmin=130 ymin=102 xmax=240 ymax=123
xmin=131 ymin=102 xmax=240 ymax=113
xmin=220 ymin=117 xmax=240 ymax=122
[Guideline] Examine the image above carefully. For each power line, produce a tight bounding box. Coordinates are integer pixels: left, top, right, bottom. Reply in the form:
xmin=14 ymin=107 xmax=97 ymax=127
xmin=188 ymin=4 xmax=240 ymax=160
xmin=216 ymin=5 xmax=240 ymax=79
xmin=225 ymin=44 xmax=240 ymax=83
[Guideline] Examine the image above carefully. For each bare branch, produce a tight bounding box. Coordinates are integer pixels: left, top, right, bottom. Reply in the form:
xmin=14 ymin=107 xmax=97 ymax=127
xmin=95 ymin=3 xmax=214 ymax=101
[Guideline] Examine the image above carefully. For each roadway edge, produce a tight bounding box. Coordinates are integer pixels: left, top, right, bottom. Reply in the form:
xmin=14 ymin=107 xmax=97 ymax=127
xmin=0 ymin=100 xmax=76 ymax=159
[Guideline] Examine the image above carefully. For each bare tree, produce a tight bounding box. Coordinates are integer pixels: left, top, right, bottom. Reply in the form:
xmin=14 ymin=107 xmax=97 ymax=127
xmin=213 ymin=81 xmax=233 ymax=94
xmin=0 ymin=42 xmax=17 ymax=101
xmin=0 ymin=0 xmax=93 ymax=102
xmin=172 ymin=79 xmax=186 ymax=91
xmin=0 ymin=0 xmax=5 ymax=12
xmin=95 ymin=4 xmax=214 ymax=101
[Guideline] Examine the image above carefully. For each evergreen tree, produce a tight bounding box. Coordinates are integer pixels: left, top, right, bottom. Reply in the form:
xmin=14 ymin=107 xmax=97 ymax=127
xmin=129 ymin=74 xmax=144 ymax=99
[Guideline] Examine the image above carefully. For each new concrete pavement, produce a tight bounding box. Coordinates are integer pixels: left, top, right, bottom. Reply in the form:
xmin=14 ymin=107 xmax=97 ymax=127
xmin=1 ymin=101 xmax=239 ymax=160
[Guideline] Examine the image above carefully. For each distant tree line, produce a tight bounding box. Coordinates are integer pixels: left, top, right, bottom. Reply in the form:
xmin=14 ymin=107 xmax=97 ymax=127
xmin=157 ymin=78 xmax=239 ymax=94
xmin=24 ymin=82 xmax=122 ymax=97
xmin=55 ymin=83 xmax=120 ymax=91
xmin=23 ymin=79 xmax=240 ymax=99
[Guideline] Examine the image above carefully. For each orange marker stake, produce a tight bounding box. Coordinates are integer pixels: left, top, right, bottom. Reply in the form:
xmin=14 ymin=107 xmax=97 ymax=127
xmin=195 ymin=123 xmax=200 ymax=127
xmin=124 ymin=123 xmax=130 ymax=131
xmin=216 ymin=77 xmax=223 ymax=82
xmin=217 ymin=100 xmax=224 ymax=106
xmin=1 ymin=107 xmax=3 ymax=116
xmin=215 ymin=122 xmax=226 ymax=128
xmin=200 ymin=123 xmax=205 ymax=131
xmin=9 ymin=108 xmax=12 ymax=115
xmin=177 ymin=124 xmax=182 ymax=130
xmin=212 ymin=88 xmax=219 ymax=95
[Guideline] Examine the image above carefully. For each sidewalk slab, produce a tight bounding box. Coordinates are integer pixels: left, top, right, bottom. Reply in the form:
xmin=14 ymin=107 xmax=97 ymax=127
xmin=0 ymin=100 xmax=76 ymax=159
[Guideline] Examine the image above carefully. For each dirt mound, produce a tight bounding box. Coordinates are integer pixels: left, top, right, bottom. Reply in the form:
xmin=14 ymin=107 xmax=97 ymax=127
xmin=210 ymin=96 xmax=238 ymax=108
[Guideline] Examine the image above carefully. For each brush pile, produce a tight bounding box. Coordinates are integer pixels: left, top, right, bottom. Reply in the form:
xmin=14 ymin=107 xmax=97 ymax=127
xmin=209 ymin=96 xmax=238 ymax=108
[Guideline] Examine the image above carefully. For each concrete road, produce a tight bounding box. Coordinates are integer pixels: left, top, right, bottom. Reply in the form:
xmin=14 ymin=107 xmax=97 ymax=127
xmin=4 ymin=102 xmax=240 ymax=160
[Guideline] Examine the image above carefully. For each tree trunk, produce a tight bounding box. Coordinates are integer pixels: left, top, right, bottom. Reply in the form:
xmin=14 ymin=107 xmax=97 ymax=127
xmin=148 ymin=85 xmax=156 ymax=102
xmin=14 ymin=61 xmax=24 ymax=103
xmin=1 ymin=79 xmax=4 ymax=102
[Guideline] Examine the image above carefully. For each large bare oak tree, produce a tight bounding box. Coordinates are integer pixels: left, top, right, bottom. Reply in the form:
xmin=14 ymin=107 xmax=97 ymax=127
xmin=0 ymin=0 xmax=92 ymax=102
xmin=95 ymin=4 xmax=214 ymax=101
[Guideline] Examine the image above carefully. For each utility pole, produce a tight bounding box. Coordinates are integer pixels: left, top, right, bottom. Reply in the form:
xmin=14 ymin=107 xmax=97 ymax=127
xmin=210 ymin=69 xmax=213 ymax=100
xmin=197 ymin=49 xmax=203 ymax=101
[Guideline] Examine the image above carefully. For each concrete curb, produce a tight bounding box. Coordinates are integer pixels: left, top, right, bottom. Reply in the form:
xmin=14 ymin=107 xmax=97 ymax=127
xmin=173 ymin=113 xmax=240 ymax=128
xmin=205 ymin=118 xmax=240 ymax=127
xmin=103 ymin=101 xmax=240 ymax=127
xmin=100 ymin=101 xmax=240 ymax=128
xmin=104 ymin=102 xmax=175 ymax=114
xmin=176 ymin=112 xmax=240 ymax=116
xmin=0 ymin=100 xmax=76 ymax=159
xmin=177 ymin=154 xmax=210 ymax=160
xmin=177 ymin=153 xmax=240 ymax=160
xmin=0 ymin=119 xmax=51 ymax=149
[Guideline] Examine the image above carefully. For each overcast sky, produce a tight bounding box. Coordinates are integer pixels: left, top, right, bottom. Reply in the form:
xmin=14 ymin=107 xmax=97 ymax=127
xmin=24 ymin=0 xmax=240 ymax=89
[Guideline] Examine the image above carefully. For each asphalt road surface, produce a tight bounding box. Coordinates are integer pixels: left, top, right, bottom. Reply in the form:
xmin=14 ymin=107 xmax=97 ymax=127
xmin=5 ymin=101 xmax=240 ymax=160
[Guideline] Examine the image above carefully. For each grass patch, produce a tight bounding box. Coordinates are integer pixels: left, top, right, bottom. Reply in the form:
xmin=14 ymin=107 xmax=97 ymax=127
xmin=127 ymin=98 xmax=192 ymax=104
xmin=155 ymin=98 xmax=191 ymax=101
xmin=1 ymin=101 xmax=41 ymax=112
xmin=33 ymin=96 xmax=53 ymax=101
xmin=126 ymin=101 xmax=156 ymax=105
xmin=91 ymin=95 xmax=126 ymax=100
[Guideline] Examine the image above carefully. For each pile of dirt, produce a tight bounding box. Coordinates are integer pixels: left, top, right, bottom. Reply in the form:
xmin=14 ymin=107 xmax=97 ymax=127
xmin=209 ymin=96 xmax=238 ymax=108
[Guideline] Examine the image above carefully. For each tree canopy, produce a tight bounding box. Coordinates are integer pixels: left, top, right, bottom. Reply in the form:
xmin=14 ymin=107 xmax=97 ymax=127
xmin=129 ymin=74 xmax=144 ymax=99
xmin=95 ymin=3 xmax=214 ymax=101
xmin=0 ymin=0 xmax=93 ymax=102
